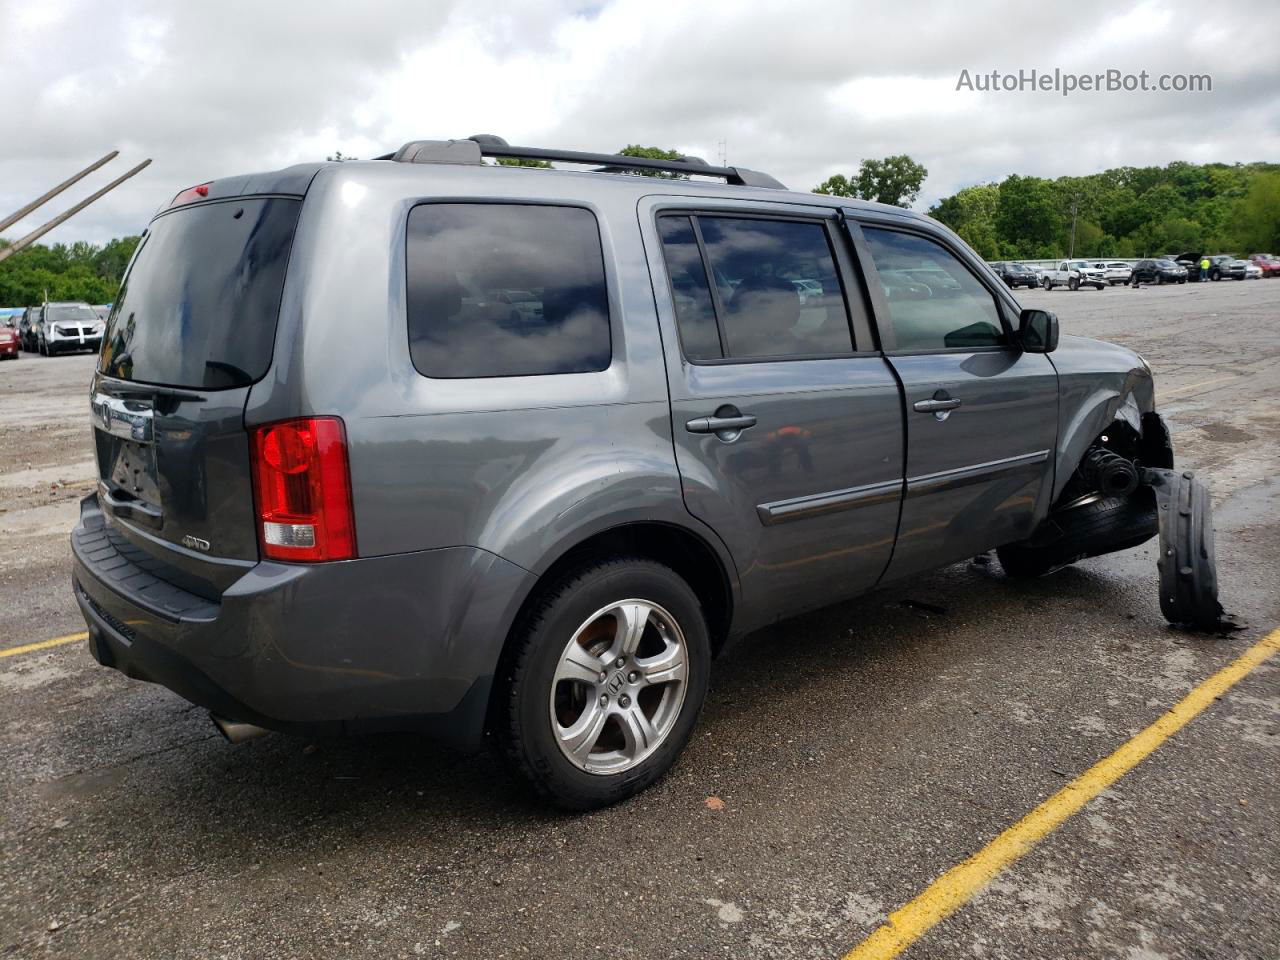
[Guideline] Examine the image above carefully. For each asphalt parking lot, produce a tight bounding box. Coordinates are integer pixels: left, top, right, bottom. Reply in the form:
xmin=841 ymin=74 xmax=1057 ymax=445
xmin=2 ymin=279 xmax=1278 ymax=960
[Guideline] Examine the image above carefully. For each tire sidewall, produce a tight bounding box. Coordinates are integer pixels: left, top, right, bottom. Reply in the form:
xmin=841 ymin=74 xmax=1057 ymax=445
xmin=506 ymin=561 xmax=711 ymax=808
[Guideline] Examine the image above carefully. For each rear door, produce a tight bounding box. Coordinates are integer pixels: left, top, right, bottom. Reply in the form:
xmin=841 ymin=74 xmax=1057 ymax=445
xmin=641 ymin=198 xmax=904 ymax=625
xmin=847 ymin=216 xmax=1058 ymax=583
xmin=91 ymin=194 xmax=302 ymax=596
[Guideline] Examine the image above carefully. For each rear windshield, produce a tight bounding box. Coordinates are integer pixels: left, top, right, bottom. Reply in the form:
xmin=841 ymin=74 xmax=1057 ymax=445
xmin=99 ymin=197 xmax=301 ymax=388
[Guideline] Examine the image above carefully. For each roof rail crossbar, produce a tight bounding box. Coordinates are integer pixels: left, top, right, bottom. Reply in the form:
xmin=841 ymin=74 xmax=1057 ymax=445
xmin=379 ymin=137 xmax=785 ymax=189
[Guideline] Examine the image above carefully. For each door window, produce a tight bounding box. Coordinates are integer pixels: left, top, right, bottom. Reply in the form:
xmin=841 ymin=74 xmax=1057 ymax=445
xmin=861 ymin=227 xmax=1007 ymax=351
xmin=658 ymin=214 xmax=853 ymax=360
xmin=656 ymin=216 xmax=722 ymax=360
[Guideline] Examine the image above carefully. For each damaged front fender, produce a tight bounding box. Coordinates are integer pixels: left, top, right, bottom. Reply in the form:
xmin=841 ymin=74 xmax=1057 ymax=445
xmin=1051 ymin=335 xmax=1163 ymax=500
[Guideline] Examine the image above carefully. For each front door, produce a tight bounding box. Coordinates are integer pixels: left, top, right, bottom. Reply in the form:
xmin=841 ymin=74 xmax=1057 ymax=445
xmin=641 ymin=200 xmax=905 ymax=626
xmin=849 ymin=219 xmax=1059 ymax=583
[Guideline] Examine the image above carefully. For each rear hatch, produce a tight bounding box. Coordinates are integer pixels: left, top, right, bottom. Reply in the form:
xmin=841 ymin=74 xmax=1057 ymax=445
xmin=90 ymin=193 xmax=302 ymax=597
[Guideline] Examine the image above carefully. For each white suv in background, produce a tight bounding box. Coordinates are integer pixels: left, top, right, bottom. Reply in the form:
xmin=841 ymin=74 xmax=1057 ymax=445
xmin=37 ymin=302 xmax=105 ymax=356
xmin=1095 ymin=262 xmax=1133 ymax=285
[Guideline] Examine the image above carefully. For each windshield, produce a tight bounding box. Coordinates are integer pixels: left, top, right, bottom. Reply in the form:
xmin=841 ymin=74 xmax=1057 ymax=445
xmin=1156 ymin=259 xmax=1177 ymax=267
xmin=50 ymin=305 xmax=98 ymax=322
xmin=99 ymin=197 xmax=301 ymax=389
xmin=1010 ymin=262 xmax=1028 ymax=270
xmin=1069 ymin=261 xmax=1090 ymax=269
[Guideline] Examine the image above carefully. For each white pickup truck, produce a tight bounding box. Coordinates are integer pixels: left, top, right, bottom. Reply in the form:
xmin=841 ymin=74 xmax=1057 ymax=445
xmin=1040 ymin=260 xmax=1108 ymax=291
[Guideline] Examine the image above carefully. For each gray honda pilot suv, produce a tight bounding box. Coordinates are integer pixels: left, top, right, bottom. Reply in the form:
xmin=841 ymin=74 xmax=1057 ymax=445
xmin=73 ymin=136 xmax=1182 ymax=808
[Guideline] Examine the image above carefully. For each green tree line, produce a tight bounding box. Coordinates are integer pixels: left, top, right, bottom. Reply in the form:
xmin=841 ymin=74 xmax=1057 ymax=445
xmin=0 ymin=236 xmax=140 ymax=307
xmin=927 ymin=161 xmax=1280 ymax=260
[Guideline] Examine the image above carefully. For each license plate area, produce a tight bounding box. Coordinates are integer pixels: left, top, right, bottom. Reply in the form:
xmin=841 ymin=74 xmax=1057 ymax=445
xmin=106 ymin=437 xmax=162 ymax=507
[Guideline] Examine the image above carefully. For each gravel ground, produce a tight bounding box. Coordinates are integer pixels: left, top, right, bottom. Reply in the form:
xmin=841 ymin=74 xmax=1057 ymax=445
xmin=1 ymin=279 xmax=1278 ymax=960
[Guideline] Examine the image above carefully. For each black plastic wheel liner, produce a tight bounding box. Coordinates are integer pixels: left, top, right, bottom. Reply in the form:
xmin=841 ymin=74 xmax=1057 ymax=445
xmin=1144 ymin=467 xmax=1226 ymax=630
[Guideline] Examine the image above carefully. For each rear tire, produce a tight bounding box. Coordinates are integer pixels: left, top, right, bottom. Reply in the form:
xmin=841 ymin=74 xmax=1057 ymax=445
xmin=1042 ymin=277 xmax=1052 ymax=290
xmin=495 ymin=557 xmax=711 ymax=810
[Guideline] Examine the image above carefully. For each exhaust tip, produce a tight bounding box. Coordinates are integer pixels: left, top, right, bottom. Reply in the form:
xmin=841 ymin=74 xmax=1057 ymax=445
xmin=210 ymin=713 xmax=269 ymax=744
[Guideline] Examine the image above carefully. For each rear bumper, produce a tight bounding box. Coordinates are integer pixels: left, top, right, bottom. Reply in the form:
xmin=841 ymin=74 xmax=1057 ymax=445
xmin=72 ymin=495 xmax=535 ymax=749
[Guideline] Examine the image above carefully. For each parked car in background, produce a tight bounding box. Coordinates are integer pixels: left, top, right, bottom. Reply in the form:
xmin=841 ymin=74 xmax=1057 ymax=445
xmin=1093 ymin=261 xmax=1133 ymax=285
xmin=1247 ymin=254 xmax=1280 ymax=278
xmin=790 ymin=278 xmax=825 ymax=303
xmin=18 ymin=306 xmax=40 ymax=350
xmin=991 ymin=261 xmax=1040 ymax=289
xmin=0 ymin=323 xmax=19 ymax=359
xmin=1041 ymin=259 xmax=1107 ymax=290
xmin=1245 ymin=262 xmax=1262 ymax=280
xmin=1203 ymin=255 xmax=1246 ymax=281
xmin=1172 ymin=252 xmax=1205 ymax=281
xmin=71 ymin=136 xmax=1178 ymax=809
xmin=36 ymin=302 xmax=105 ymax=356
xmin=1130 ymin=258 xmax=1187 ymax=285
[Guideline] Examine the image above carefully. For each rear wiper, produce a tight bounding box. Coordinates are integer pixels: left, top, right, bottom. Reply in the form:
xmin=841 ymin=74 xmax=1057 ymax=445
xmin=204 ymin=360 xmax=253 ymax=386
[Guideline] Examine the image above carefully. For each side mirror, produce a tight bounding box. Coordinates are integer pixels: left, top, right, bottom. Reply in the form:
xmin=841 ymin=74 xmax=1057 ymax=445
xmin=1018 ymin=308 xmax=1058 ymax=353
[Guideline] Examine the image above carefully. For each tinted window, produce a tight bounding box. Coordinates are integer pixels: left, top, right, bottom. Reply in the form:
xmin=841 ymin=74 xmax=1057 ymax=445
xmin=406 ymin=204 xmax=611 ymax=378
xmin=667 ymin=216 xmax=851 ymax=359
xmin=657 ymin=216 xmax=721 ymax=360
xmin=862 ymin=228 xmax=1005 ymax=351
xmin=99 ymin=198 xmax=300 ymax=388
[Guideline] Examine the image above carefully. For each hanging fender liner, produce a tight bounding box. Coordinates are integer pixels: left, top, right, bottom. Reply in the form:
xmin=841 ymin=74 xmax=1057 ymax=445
xmin=1142 ymin=467 xmax=1234 ymax=632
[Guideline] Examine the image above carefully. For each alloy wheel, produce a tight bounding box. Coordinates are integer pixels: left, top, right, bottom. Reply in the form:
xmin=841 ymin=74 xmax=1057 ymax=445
xmin=549 ymin=599 xmax=689 ymax=775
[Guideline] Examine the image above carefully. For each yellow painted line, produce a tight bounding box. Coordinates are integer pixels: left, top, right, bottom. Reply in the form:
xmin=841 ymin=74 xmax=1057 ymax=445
xmin=843 ymin=627 xmax=1280 ymax=960
xmin=1160 ymin=374 xmax=1238 ymax=401
xmin=0 ymin=632 xmax=88 ymax=659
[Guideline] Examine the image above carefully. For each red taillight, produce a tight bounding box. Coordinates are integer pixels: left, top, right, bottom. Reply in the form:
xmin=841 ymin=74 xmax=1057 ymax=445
xmin=170 ymin=182 xmax=212 ymax=207
xmin=250 ymin=418 xmax=356 ymax=562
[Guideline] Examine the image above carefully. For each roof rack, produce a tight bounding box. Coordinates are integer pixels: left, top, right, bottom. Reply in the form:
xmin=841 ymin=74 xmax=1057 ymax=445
xmin=373 ymin=136 xmax=785 ymax=190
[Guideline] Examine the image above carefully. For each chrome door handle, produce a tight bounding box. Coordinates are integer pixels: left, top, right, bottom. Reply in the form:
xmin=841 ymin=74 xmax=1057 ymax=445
xmin=912 ymin=398 xmax=961 ymax=413
xmin=686 ymin=414 xmax=758 ymax=434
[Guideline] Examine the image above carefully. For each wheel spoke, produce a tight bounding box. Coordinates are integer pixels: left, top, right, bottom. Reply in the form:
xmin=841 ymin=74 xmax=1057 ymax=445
xmin=636 ymin=640 xmax=686 ymax=687
xmin=555 ymin=646 xmax=604 ymax=686
xmin=613 ymin=601 xmax=653 ymax=657
xmin=558 ymin=700 xmax=608 ymax=761
xmin=618 ymin=704 xmax=658 ymax=755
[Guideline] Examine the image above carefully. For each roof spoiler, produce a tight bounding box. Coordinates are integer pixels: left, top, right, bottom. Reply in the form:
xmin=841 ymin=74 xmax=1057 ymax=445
xmin=371 ymin=135 xmax=785 ymax=189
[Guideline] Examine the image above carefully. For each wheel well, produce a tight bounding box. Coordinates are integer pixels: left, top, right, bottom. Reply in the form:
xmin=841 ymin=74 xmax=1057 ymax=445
xmin=1087 ymin=414 xmax=1172 ymax=470
xmin=483 ymin=522 xmax=734 ymax=737
xmin=1056 ymin=412 xmax=1173 ymax=506
xmin=530 ymin=523 xmax=732 ymax=652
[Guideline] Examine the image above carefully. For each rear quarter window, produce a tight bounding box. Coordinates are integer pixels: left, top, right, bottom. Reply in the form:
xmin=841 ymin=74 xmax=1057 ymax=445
xmin=405 ymin=203 xmax=612 ymax=378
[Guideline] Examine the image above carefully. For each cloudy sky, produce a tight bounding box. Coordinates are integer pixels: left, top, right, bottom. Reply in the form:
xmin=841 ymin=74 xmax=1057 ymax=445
xmin=2 ymin=0 xmax=1277 ymax=247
